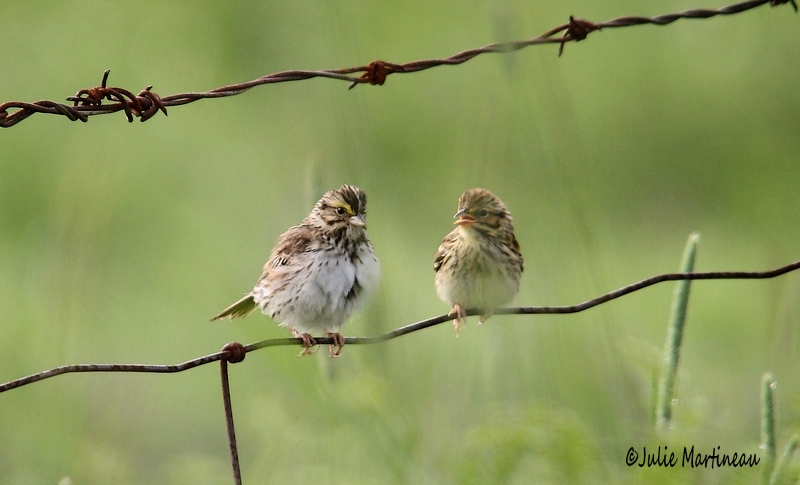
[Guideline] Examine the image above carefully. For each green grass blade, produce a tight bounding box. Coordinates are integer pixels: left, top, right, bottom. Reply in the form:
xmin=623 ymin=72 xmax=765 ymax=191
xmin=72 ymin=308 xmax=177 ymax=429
xmin=655 ymin=232 xmax=699 ymax=433
xmin=770 ymin=434 xmax=799 ymax=485
xmin=762 ymin=373 xmax=777 ymax=484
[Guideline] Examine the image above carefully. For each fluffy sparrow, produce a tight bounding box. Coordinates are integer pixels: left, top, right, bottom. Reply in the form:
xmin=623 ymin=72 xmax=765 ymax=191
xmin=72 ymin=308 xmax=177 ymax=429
xmin=211 ymin=184 xmax=380 ymax=357
xmin=434 ymin=188 xmax=523 ymax=334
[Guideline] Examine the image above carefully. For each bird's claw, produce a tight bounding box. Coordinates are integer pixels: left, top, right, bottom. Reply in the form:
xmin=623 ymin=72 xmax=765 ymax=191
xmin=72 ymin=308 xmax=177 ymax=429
xmin=296 ymin=333 xmax=319 ymax=356
xmin=449 ymin=304 xmax=467 ymax=337
xmin=327 ymin=332 xmax=345 ymax=357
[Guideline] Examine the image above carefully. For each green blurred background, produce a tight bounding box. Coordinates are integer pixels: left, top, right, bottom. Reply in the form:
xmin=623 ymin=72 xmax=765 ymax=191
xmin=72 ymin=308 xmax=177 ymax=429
xmin=1 ymin=0 xmax=799 ymax=483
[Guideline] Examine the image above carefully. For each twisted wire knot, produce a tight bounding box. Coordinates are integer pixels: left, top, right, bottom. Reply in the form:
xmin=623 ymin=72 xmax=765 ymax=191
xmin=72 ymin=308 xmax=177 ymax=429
xmin=222 ymin=342 xmax=247 ymax=364
xmin=67 ymin=70 xmax=167 ymax=122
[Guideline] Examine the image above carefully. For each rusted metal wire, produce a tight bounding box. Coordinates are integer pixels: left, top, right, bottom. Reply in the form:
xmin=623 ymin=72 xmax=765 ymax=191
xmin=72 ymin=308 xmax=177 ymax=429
xmin=220 ymin=342 xmax=245 ymax=485
xmin=1 ymin=258 xmax=798 ymax=484
xmin=0 ymin=0 xmax=794 ymax=128
xmin=1 ymin=258 xmax=799 ymax=394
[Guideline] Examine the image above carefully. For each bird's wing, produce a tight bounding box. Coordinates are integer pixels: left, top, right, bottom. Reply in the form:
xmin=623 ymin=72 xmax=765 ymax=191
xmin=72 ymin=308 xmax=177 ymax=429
xmin=433 ymin=229 xmax=459 ymax=273
xmin=258 ymin=222 xmax=316 ymax=282
xmin=509 ymin=232 xmax=524 ymax=273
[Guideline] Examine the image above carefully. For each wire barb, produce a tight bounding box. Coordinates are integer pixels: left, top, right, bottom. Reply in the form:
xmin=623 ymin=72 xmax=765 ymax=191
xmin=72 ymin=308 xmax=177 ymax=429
xmin=0 ymin=0 xmax=791 ymax=128
xmin=66 ymin=70 xmax=167 ymax=123
xmin=348 ymin=61 xmax=406 ymax=89
xmin=559 ymin=16 xmax=601 ymax=57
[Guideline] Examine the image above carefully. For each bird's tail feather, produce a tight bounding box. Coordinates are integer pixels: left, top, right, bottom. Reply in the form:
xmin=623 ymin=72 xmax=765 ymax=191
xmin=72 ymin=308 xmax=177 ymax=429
xmin=210 ymin=294 xmax=257 ymax=321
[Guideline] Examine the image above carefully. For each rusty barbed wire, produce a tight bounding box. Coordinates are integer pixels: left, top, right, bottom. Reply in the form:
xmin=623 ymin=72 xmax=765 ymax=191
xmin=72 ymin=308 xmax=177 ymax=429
xmin=0 ymin=0 xmax=794 ymax=128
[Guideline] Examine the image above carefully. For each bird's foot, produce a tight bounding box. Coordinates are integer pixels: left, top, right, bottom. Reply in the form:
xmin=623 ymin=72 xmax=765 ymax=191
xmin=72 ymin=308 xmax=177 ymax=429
xmin=449 ymin=304 xmax=467 ymax=337
xmin=291 ymin=329 xmax=318 ymax=356
xmin=327 ymin=332 xmax=345 ymax=358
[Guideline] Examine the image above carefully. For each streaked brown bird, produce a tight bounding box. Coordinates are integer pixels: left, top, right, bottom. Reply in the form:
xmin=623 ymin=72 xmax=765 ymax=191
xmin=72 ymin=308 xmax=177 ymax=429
xmin=434 ymin=188 xmax=523 ymax=334
xmin=212 ymin=185 xmax=380 ymax=357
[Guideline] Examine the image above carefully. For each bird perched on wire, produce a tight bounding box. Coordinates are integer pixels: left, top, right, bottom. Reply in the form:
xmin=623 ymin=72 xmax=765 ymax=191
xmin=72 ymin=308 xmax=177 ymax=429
xmin=211 ymin=184 xmax=380 ymax=357
xmin=433 ymin=188 xmax=523 ymax=335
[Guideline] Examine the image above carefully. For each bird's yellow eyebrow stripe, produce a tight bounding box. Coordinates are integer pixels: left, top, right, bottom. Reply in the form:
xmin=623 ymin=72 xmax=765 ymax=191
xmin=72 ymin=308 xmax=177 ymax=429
xmin=330 ymin=201 xmax=356 ymax=216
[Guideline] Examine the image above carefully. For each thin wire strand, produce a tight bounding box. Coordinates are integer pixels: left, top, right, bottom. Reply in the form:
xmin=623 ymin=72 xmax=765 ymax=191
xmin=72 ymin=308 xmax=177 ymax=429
xmin=1 ymin=259 xmax=798 ymax=393
xmin=220 ymin=354 xmax=242 ymax=485
xmin=0 ymin=0 xmax=794 ymax=128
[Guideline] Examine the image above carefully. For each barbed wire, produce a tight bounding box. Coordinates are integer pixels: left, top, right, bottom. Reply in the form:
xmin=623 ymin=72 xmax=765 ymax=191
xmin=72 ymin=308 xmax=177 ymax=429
xmin=0 ymin=0 xmax=795 ymax=128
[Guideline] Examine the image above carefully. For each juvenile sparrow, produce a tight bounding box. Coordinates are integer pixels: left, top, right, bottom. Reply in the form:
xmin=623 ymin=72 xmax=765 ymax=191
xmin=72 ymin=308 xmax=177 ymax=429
xmin=211 ymin=184 xmax=380 ymax=357
xmin=433 ymin=188 xmax=523 ymax=334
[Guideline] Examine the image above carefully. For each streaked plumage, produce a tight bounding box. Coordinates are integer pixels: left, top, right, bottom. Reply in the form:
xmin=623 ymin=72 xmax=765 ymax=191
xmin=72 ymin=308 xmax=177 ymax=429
xmin=212 ymin=185 xmax=380 ymax=356
xmin=434 ymin=188 xmax=523 ymax=334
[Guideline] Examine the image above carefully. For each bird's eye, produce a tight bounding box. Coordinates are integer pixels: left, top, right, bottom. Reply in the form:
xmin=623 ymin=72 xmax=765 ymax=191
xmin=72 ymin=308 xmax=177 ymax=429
xmin=336 ymin=207 xmax=347 ymax=215
xmin=478 ymin=209 xmax=489 ymax=217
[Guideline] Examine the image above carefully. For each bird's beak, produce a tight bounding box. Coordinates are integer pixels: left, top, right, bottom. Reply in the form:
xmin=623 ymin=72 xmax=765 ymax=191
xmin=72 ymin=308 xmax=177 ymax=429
xmin=453 ymin=208 xmax=476 ymax=227
xmin=349 ymin=214 xmax=366 ymax=227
